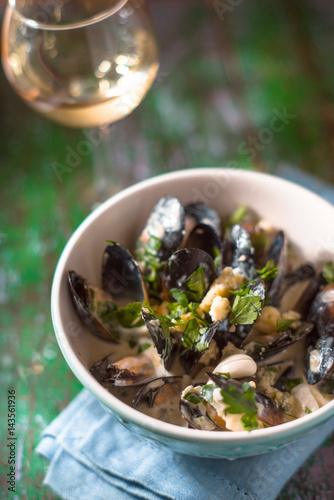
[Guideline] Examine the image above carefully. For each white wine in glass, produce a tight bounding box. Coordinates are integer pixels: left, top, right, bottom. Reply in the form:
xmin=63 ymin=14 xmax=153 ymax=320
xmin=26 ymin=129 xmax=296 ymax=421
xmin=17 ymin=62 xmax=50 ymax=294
xmin=2 ymin=0 xmax=159 ymax=128
xmin=2 ymin=0 xmax=159 ymax=195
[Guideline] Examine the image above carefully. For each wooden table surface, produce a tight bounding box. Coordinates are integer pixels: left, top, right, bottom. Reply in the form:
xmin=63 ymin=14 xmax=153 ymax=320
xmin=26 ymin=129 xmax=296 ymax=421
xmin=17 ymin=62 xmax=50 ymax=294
xmin=1 ymin=0 xmax=334 ymax=498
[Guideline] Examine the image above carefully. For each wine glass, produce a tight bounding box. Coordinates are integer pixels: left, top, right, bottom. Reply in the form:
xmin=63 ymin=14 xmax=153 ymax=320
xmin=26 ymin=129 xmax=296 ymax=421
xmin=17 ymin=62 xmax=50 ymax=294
xmin=1 ymin=0 xmax=159 ymax=195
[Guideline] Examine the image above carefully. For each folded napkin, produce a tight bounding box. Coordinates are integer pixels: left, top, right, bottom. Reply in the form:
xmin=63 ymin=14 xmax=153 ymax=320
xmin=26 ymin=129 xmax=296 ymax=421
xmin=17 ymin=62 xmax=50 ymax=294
xmin=36 ymin=389 xmax=334 ymax=500
xmin=37 ymin=166 xmax=334 ymax=500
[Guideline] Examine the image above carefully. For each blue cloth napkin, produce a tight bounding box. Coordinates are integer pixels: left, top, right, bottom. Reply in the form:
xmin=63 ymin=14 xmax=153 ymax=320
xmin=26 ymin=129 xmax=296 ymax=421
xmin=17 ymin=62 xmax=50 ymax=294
xmin=36 ymin=389 xmax=334 ymax=500
xmin=37 ymin=166 xmax=334 ymax=500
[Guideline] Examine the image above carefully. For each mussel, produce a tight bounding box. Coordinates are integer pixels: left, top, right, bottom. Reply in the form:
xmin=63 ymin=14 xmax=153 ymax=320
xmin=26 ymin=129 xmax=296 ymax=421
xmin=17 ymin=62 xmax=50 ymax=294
xmin=67 ymin=271 xmax=120 ymax=342
xmin=306 ymin=284 xmax=334 ymax=384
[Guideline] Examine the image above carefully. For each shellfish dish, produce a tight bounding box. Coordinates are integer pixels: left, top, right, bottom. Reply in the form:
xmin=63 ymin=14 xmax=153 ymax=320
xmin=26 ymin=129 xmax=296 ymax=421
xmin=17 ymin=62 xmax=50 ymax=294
xmin=68 ymin=196 xmax=334 ymax=431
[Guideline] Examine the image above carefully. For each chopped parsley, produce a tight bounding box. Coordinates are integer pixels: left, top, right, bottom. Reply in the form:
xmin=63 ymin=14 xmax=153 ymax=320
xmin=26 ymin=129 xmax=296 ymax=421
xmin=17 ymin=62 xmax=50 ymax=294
xmin=187 ymin=267 xmax=206 ymax=302
xmin=305 ymin=407 xmax=312 ymax=414
xmin=181 ymin=319 xmax=209 ymax=352
xmin=281 ymin=377 xmax=303 ymax=393
xmin=135 ymin=233 xmax=165 ymax=297
xmin=220 ymin=381 xmax=258 ymax=431
xmin=138 ymin=342 xmax=151 ymax=353
xmin=183 ymin=392 xmax=202 ymax=405
xmin=229 ymin=289 xmax=262 ymax=325
xmin=228 ymin=205 xmax=248 ymax=227
xmin=200 ymin=384 xmax=217 ymax=402
xmin=276 ymin=318 xmax=297 ymax=333
xmin=256 ymin=260 xmax=278 ymax=281
xmin=323 ymin=261 xmax=334 ymax=284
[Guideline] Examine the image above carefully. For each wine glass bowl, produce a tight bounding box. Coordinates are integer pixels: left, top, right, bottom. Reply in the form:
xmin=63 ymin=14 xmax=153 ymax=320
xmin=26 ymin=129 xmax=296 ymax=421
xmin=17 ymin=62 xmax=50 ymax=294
xmin=2 ymin=0 xmax=159 ymax=128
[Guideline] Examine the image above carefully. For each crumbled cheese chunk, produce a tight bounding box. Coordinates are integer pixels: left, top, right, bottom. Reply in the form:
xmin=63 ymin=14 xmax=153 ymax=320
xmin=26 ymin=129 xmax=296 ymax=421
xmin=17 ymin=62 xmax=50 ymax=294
xmin=281 ymin=310 xmax=301 ymax=329
xmin=255 ymin=306 xmax=281 ymax=334
xmin=209 ymin=296 xmax=231 ymax=322
xmin=200 ymin=267 xmax=244 ymax=313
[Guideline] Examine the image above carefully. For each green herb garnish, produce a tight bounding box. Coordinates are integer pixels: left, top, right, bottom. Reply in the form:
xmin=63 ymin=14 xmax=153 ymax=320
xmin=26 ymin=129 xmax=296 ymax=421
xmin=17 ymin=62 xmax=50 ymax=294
xmin=138 ymin=342 xmax=152 ymax=353
xmin=184 ymin=392 xmax=202 ymax=405
xmin=256 ymin=260 xmax=278 ymax=281
xmin=220 ymin=381 xmax=258 ymax=431
xmin=305 ymin=407 xmax=312 ymax=414
xmin=128 ymin=340 xmax=137 ymax=349
xmin=228 ymin=205 xmax=248 ymax=227
xmin=281 ymin=377 xmax=303 ymax=392
xmin=323 ymin=261 xmax=334 ymax=284
xmin=276 ymin=318 xmax=297 ymax=333
xmin=229 ymin=289 xmax=262 ymax=325
xmin=187 ymin=267 xmax=206 ymax=302
xmin=200 ymin=384 xmax=217 ymax=402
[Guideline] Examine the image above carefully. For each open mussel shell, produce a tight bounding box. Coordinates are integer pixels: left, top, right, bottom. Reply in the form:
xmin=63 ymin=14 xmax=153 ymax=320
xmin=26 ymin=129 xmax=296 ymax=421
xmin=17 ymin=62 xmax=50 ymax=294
xmin=265 ymin=231 xmax=286 ymax=307
xmin=251 ymin=322 xmax=314 ymax=362
xmin=309 ymin=283 xmax=334 ymax=339
xmin=163 ymin=248 xmax=218 ymax=301
xmin=207 ymin=372 xmax=285 ymax=427
xmin=185 ymin=223 xmax=222 ymax=272
xmin=67 ymin=271 xmax=119 ymax=342
xmin=228 ymin=224 xmax=257 ymax=280
xmin=180 ymin=322 xmax=219 ymax=374
xmin=180 ymin=386 xmax=218 ymax=431
xmin=294 ymin=273 xmax=327 ymax=320
xmin=133 ymin=376 xmax=183 ymax=409
xmin=184 ymin=202 xmax=221 ymax=238
xmin=91 ymin=352 xmax=157 ymax=387
xmin=306 ymin=336 xmax=334 ymax=385
xmin=141 ymin=308 xmax=178 ymax=371
xmin=102 ymin=242 xmax=149 ymax=307
xmin=132 ymin=376 xmax=188 ymax=426
xmin=136 ymin=196 xmax=185 ymax=262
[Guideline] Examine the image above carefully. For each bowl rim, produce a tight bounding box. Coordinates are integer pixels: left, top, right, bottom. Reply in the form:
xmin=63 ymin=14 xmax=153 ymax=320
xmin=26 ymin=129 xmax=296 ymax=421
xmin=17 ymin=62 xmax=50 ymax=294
xmin=51 ymin=167 xmax=334 ymax=444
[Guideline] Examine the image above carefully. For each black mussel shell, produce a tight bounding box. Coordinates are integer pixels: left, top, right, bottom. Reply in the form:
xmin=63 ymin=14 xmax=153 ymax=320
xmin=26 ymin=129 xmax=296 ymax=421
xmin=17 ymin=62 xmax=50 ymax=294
xmin=180 ymin=387 xmax=217 ymax=431
xmin=132 ymin=376 xmax=183 ymax=410
xmin=184 ymin=202 xmax=221 ymax=238
xmin=252 ymin=322 xmax=314 ymax=362
xmin=163 ymin=248 xmax=218 ymax=302
xmin=185 ymin=223 xmax=222 ymax=272
xmin=306 ymin=336 xmax=334 ymax=385
xmin=228 ymin=224 xmax=257 ymax=281
xmin=294 ymin=273 xmax=327 ymax=320
xmin=141 ymin=308 xmax=178 ymax=371
xmin=136 ymin=196 xmax=185 ymax=262
xmin=309 ymin=284 xmax=334 ymax=340
xmin=91 ymin=352 xmax=156 ymax=387
xmin=207 ymin=372 xmax=285 ymax=427
xmin=67 ymin=271 xmax=119 ymax=342
xmin=102 ymin=242 xmax=149 ymax=307
xmin=265 ymin=231 xmax=286 ymax=307
xmin=180 ymin=322 xmax=219 ymax=374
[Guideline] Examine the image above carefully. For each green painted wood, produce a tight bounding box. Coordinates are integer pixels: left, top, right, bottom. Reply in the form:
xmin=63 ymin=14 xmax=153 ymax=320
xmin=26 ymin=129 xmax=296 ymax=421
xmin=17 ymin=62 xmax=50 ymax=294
xmin=0 ymin=1 xmax=333 ymax=498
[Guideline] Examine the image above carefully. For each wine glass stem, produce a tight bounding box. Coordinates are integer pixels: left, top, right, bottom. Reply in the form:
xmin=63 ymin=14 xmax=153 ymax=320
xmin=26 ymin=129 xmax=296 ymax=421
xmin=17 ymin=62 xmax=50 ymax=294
xmin=92 ymin=124 xmax=122 ymax=200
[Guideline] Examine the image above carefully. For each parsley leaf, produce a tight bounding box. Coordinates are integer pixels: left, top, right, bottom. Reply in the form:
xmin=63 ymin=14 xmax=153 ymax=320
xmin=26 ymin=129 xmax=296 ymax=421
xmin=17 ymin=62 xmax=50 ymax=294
xmin=200 ymin=384 xmax=217 ymax=402
xmin=229 ymin=291 xmax=262 ymax=325
xmin=187 ymin=267 xmax=206 ymax=302
xmin=183 ymin=392 xmax=202 ymax=405
xmin=305 ymin=407 xmax=312 ymax=414
xmin=281 ymin=377 xmax=303 ymax=392
xmin=256 ymin=260 xmax=278 ymax=281
xmin=323 ymin=261 xmax=334 ymax=284
xmin=169 ymin=288 xmax=190 ymax=307
xmin=228 ymin=205 xmax=248 ymax=227
xmin=181 ymin=318 xmax=201 ymax=349
xmin=138 ymin=342 xmax=151 ymax=353
xmin=116 ymin=302 xmax=144 ymax=328
xmin=220 ymin=381 xmax=258 ymax=431
xmin=276 ymin=318 xmax=297 ymax=333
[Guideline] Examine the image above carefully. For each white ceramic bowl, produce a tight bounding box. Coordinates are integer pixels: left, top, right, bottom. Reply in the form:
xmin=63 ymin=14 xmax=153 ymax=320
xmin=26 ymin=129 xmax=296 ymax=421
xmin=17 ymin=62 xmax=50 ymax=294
xmin=51 ymin=168 xmax=334 ymax=458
